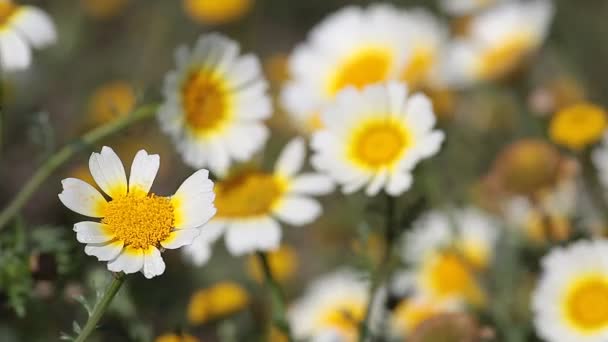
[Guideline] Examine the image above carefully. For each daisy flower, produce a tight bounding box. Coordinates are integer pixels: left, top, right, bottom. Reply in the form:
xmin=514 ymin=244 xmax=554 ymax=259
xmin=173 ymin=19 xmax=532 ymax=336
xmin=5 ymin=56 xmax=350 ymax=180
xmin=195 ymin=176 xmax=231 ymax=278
xmin=550 ymin=102 xmax=607 ymax=151
xmin=445 ymin=0 xmax=554 ymax=86
xmin=185 ymin=137 xmax=334 ymax=257
xmin=158 ymin=33 xmax=272 ymax=176
xmin=403 ymin=208 xmax=498 ymax=306
xmin=0 ymin=0 xmax=56 ymax=71
xmin=280 ymin=4 xmax=411 ymax=132
xmin=58 ymin=146 xmax=216 ymax=279
xmin=310 ymin=82 xmax=445 ymax=196
xmin=533 ymin=240 xmax=608 ymax=342
xmin=439 ymin=0 xmax=505 ymax=16
xmin=288 ymin=269 xmax=368 ymax=341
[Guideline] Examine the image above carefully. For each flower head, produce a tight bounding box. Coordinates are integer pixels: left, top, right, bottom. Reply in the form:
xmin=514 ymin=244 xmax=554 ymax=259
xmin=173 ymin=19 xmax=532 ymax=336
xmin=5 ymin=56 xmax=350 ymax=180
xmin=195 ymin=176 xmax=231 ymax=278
xmin=288 ymin=269 xmax=367 ymax=341
xmin=445 ymin=0 xmax=553 ymax=86
xmin=184 ymin=138 xmax=334 ymax=257
xmin=533 ymin=240 xmax=608 ymax=342
xmin=159 ymin=33 xmax=271 ymax=175
xmin=550 ymin=103 xmax=607 ymax=150
xmin=280 ymin=5 xmax=411 ymax=132
xmin=187 ymin=282 xmax=249 ymax=324
xmin=59 ymin=146 xmax=216 ymax=278
xmin=0 ymin=0 xmax=56 ymax=71
xmin=88 ymin=81 xmax=136 ymax=126
xmin=311 ymin=82 xmax=444 ymax=196
xmin=183 ymin=0 xmax=253 ymax=25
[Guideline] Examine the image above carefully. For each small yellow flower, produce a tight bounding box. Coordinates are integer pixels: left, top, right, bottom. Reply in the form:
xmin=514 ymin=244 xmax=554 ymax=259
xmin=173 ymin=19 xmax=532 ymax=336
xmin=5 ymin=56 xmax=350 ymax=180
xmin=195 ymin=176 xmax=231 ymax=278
xmin=246 ymin=245 xmax=298 ymax=283
xmin=80 ymin=0 xmax=129 ymax=19
xmin=154 ymin=333 xmax=199 ymax=342
xmin=187 ymin=282 xmax=249 ymax=325
xmin=550 ymin=103 xmax=607 ymax=150
xmin=88 ymin=81 xmax=136 ymax=126
xmin=182 ymin=0 xmax=253 ymax=25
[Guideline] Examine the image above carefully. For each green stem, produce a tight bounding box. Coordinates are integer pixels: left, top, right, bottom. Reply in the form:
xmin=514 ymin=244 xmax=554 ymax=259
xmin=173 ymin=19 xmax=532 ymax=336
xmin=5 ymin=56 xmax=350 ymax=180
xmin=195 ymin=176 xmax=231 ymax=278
xmin=0 ymin=103 xmax=158 ymax=231
xmin=256 ymin=251 xmax=293 ymax=342
xmin=75 ymin=273 xmax=126 ymax=342
xmin=359 ymin=194 xmax=396 ymax=342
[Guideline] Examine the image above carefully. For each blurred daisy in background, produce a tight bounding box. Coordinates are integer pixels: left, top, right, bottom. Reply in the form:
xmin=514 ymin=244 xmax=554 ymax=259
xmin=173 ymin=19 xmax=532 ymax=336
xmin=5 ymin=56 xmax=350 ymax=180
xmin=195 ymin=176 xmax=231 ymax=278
xmin=58 ymin=146 xmax=216 ymax=278
xmin=288 ymin=269 xmax=367 ymax=341
xmin=187 ymin=138 xmax=334 ymax=257
xmin=403 ymin=208 xmax=498 ymax=307
xmin=158 ymin=33 xmax=271 ymax=176
xmin=80 ymin=0 xmax=130 ymax=20
xmin=550 ymin=102 xmax=607 ymax=151
xmin=246 ymin=244 xmax=298 ymax=283
xmin=187 ymin=281 xmax=249 ymax=325
xmin=311 ymin=82 xmax=444 ymax=196
xmin=0 ymin=0 xmax=56 ymax=71
xmin=183 ymin=0 xmax=253 ymax=25
xmin=445 ymin=0 xmax=554 ymax=86
xmin=281 ymin=4 xmax=410 ymax=132
xmin=87 ymin=81 xmax=136 ymax=126
xmin=533 ymin=240 xmax=608 ymax=342
xmin=155 ymin=333 xmax=199 ymax=342
xmin=439 ymin=0 xmax=505 ymax=16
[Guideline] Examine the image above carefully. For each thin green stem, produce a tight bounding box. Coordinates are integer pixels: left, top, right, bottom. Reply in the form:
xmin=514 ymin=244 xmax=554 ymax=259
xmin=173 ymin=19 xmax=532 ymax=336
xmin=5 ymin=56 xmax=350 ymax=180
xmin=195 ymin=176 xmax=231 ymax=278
xmin=0 ymin=103 xmax=158 ymax=231
xmin=359 ymin=194 xmax=396 ymax=342
xmin=74 ymin=273 xmax=126 ymax=342
xmin=256 ymin=251 xmax=293 ymax=342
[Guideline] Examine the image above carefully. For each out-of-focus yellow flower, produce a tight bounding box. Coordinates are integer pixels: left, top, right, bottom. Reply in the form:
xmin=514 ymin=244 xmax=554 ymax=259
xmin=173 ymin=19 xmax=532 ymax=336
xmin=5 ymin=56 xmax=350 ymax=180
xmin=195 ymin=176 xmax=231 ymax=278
xmin=269 ymin=326 xmax=289 ymax=342
xmin=408 ymin=313 xmax=481 ymax=342
xmin=88 ymin=81 xmax=136 ymax=125
xmin=524 ymin=211 xmax=571 ymax=244
xmin=549 ymin=103 xmax=607 ymax=150
xmin=391 ymin=296 xmax=446 ymax=337
xmin=81 ymin=0 xmax=129 ymax=19
xmin=154 ymin=333 xmax=200 ymax=342
xmin=183 ymin=0 xmax=253 ymax=25
xmin=424 ymin=87 xmax=456 ymax=121
xmin=264 ymin=53 xmax=289 ymax=87
xmin=187 ymin=282 xmax=249 ymax=325
xmin=247 ymin=245 xmax=298 ymax=283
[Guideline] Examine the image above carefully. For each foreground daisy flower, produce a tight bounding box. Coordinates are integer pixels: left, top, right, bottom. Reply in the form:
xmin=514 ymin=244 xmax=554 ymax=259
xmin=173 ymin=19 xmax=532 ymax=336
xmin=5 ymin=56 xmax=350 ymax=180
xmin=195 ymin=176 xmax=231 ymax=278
xmin=533 ymin=240 xmax=608 ymax=342
xmin=186 ymin=138 xmax=334 ymax=256
xmin=445 ymin=0 xmax=553 ymax=86
xmin=550 ymin=103 xmax=607 ymax=151
xmin=311 ymin=82 xmax=444 ymax=196
xmin=59 ymin=146 xmax=216 ymax=279
xmin=280 ymin=4 xmax=410 ymax=132
xmin=0 ymin=0 xmax=56 ymax=71
xmin=158 ymin=33 xmax=272 ymax=175
xmin=289 ymin=269 xmax=367 ymax=341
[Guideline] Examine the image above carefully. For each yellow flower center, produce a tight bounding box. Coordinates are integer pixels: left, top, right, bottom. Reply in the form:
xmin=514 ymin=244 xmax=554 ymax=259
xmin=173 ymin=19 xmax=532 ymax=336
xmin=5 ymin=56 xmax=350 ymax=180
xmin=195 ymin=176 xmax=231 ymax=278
xmin=183 ymin=0 xmax=253 ymax=25
xmin=349 ymin=119 xmax=410 ymax=170
xmin=0 ymin=2 xmax=18 ymax=27
xmin=549 ymin=103 xmax=607 ymax=150
xmin=424 ymin=252 xmax=484 ymax=306
xmin=477 ymin=32 xmax=534 ymax=80
xmin=401 ymin=47 xmax=436 ymax=89
xmin=316 ymin=299 xmax=365 ymax=339
xmin=102 ymin=193 xmax=175 ymax=250
xmin=181 ymin=69 xmax=231 ymax=137
xmin=215 ymin=172 xmax=286 ymax=218
xmin=564 ymin=275 xmax=608 ymax=332
xmin=328 ymin=47 xmax=392 ymax=97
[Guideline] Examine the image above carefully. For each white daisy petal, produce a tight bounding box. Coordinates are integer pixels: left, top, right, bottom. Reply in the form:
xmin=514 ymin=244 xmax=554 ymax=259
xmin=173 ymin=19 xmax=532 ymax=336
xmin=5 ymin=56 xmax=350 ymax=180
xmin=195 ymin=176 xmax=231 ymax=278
xmin=0 ymin=30 xmax=31 ymax=71
xmin=58 ymin=178 xmax=107 ymax=218
xmin=11 ymin=6 xmax=57 ymax=48
xmin=108 ymin=247 xmax=144 ymax=274
xmin=171 ymin=169 xmax=216 ymax=230
xmin=128 ymin=149 xmax=160 ymax=194
xmin=275 ymin=137 xmax=306 ymax=178
xmin=386 ymin=172 xmax=413 ymax=196
xmin=73 ymin=221 xmax=113 ymax=244
xmin=84 ymin=240 xmax=124 ymax=262
xmin=142 ymin=246 xmax=166 ymax=279
xmin=274 ymin=196 xmax=322 ymax=226
xmin=290 ymin=173 xmax=335 ymax=195
xmin=161 ymin=228 xmax=200 ymax=249
xmin=224 ymin=218 xmax=282 ymax=255
xmin=89 ymin=146 xmax=128 ymax=199
xmin=182 ymin=221 xmax=226 ymax=266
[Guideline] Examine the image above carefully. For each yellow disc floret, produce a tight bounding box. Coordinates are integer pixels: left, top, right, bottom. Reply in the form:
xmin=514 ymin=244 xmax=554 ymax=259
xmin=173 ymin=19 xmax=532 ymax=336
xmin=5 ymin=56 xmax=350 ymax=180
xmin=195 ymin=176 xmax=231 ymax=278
xmin=349 ymin=119 xmax=410 ymax=170
xmin=182 ymin=69 xmax=231 ymax=136
xmin=328 ymin=47 xmax=392 ymax=96
xmin=549 ymin=103 xmax=607 ymax=150
xmin=0 ymin=2 xmax=18 ymax=28
xmin=316 ymin=299 xmax=365 ymax=339
xmin=183 ymin=0 xmax=253 ymax=25
xmin=563 ymin=275 xmax=608 ymax=332
xmin=102 ymin=193 xmax=175 ymax=250
xmin=214 ymin=171 xmax=286 ymax=218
